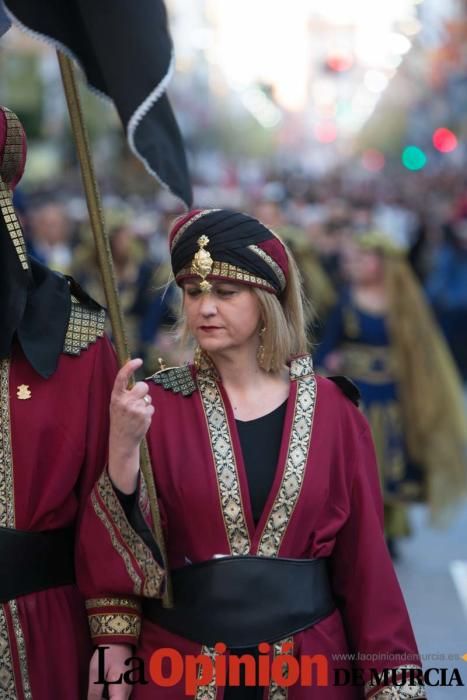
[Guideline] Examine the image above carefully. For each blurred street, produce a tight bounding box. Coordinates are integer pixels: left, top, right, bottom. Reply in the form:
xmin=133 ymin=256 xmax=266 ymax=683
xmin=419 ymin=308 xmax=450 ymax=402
xmin=397 ymin=503 xmax=467 ymax=698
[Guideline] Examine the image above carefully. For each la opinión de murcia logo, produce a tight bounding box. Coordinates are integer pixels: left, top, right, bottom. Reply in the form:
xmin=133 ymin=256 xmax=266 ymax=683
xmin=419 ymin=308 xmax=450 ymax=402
xmin=95 ymin=644 xmax=466 ymax=694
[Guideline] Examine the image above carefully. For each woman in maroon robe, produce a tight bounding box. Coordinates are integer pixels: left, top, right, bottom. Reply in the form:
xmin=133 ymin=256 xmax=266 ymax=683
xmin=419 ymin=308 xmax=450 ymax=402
xmin=79 ymin=210 xmax=425 ymax=699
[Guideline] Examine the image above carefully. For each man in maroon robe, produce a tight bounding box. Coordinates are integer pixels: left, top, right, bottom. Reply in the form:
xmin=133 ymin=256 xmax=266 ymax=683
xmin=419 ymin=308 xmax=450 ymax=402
xmin=0 ymin=105 xmax=124 ymax=698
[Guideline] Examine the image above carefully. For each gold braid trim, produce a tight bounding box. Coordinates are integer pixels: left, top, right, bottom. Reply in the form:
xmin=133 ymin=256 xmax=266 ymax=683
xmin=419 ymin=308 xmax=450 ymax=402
xmin=0 ymin=363 xmax=31 ymax=698
xmin=269 ymin=637 xmax=294 ymax=699
xmin=339 ymin=343 xmax=396 ymax=385
xmin=0 ymin=186 xmax=28 ymax=271
xmin=248 ymin=244 xmax=286 ymax=291
xmin=88 ymin=613 xmax=141 ymax=641
xmin=96 ymin=472 xmax=165 ymax=597
xmin=0 ymin=109 xmax=23 ymax=186
xmin=195 ymin=646 xmax=218 ymax=700
xmin=85 ymin=597 xmax=141 ymax=612
xmin=365 ymin=665 xmax=426 ymax=699
xmin=9 ymin=600 xmax=32 ymax=700
xmin=176 ymin=260 xmax=277 ymax=293
xmin=0 ymin=109 xmax=28 ymax=271
xmin=0 ymin=605 xmax=19 ymax=699
xmin=197 ymin=369 xmax=251 ymax=556
xmin=170 ymin=209 xmax=221 ymax=252
xmin=0 ymin=360 xmax=15 ymax=528
xmin=91 ymin=490 xmax=143 ymax=595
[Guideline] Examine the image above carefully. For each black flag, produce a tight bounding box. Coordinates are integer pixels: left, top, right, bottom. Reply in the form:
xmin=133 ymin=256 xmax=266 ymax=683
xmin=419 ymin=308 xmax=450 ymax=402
xmin=3 ymin=0 xmax=193 ymax=207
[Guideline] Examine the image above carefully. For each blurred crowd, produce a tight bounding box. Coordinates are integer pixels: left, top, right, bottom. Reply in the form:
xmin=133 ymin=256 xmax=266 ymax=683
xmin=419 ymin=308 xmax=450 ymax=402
xmin=14 ymin=159 xmax=467 ymax=553
xmin=14 ymin=161 xmax=467 ymax=384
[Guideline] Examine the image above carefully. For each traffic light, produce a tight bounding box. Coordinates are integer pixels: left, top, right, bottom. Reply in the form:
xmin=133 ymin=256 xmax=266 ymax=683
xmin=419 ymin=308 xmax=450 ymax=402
xmin=432 ymin=128 xmax=458 ymax=153
xmin=402 ymin=146 xmax=427 ymax=171
xmin=325 ymin=53 xmax=354 ymax=73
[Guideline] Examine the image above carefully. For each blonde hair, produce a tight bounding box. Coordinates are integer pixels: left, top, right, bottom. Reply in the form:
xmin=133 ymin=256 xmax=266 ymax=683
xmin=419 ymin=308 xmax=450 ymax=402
xmin=253 ymin=246 xmax=310 ymax=372
xmin=175 ymin=244 xmax=311 ymax=374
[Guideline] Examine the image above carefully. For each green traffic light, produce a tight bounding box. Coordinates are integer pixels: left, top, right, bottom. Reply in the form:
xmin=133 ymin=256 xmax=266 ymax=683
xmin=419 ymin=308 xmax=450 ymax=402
xmin=402 ymin=146 xmax=427 ymax=171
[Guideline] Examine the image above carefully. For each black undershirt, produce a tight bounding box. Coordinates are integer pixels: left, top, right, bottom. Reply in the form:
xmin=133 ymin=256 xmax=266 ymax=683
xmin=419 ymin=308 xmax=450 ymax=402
xmin=224 ymin=400 xmax=287 ymax=700
xmin=236 ymin=400 xmax=287 ymax=526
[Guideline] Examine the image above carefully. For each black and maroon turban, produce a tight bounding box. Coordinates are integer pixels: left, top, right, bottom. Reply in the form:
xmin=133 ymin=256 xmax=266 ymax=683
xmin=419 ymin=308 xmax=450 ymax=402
xmin=169 ymin=209 xmax=289 ymax=295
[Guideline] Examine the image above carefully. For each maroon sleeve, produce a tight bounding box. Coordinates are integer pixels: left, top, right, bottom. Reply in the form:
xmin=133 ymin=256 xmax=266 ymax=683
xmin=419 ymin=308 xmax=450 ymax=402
xmin=74 ymin=337 xmax=140 ymax=646
xmin=75 ymin=335 xmax=119 ymax=506
xmin=75 ymin=346 xmax=165 ymax=646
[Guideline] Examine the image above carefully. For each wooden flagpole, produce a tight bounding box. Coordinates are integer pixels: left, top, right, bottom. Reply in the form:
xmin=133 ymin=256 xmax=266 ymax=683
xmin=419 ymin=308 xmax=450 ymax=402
xmin=57 ymin=51 xmax=172 ymax=607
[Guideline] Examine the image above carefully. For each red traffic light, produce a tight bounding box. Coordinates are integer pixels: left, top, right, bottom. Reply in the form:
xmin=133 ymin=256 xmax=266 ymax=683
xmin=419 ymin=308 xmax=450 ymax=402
xmin=432 ymin=128 xmax=458 ymax=153
xmin=326 ymin=53 xmax=354 ymax=73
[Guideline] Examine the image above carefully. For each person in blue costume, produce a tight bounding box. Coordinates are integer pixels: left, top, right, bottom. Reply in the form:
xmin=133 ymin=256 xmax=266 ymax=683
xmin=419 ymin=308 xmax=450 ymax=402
xmin=315 ymin=231 xmax=467 ymax=556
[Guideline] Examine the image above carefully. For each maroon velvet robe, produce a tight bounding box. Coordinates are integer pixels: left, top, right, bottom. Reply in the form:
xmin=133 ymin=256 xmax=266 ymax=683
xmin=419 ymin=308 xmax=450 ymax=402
xmin=78 ymin=355 xmax=424 ymax=699
xmin=0 ymin=336 xmax=117 ymax=700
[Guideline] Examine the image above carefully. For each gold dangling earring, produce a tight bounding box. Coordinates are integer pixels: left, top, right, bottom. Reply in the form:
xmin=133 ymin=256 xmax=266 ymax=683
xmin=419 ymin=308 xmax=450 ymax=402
xmin=194 ymin=345 xmax=217 ymax=376
xmin=194 ymin=345 xmax=203 ymax=370
xmin=257 ymin=326 xmax=266 ymax=368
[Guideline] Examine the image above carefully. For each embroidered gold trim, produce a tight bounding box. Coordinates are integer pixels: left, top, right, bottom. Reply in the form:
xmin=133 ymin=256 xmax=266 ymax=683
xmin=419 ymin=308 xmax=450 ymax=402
xmin=9 ymin=600 xmax=32 ymax=700
xmin=0 ymin=109 xmax=28 ymax=271
xmin=257 ymin=357 xmax=316 ymax=557
xmin=0 ymin=186 xmax=28 ymax=271
xmin=91 ymin=490 xmax=143 ymax=596
xmin=85 ymin=598 xmax=141 ymax=611
xmin=289 ymin=355 xmax=314 ymax=380
xmin=88 ymin=613 xmax=141 ymax=640
xmin=63 ymin=297 xmax=106 ymax=355
xmin=196 ymin=351 xmax=219 ymax=379
xmin=0 ymin=364 xmax=32 ymax=698
xmin=339 ymin=343 xmax=395 ymax=385
xmin=269 ymin=637 xmax=294 ymax=700
xmin=1 ymin=110 xmax=23 ymax=187
xmin=170 ymin=209 xmax=221 ymax=252
xmin=197 ymin=372 xmax=251 ymax=555
xmin=0 ymin=606 xmax=16 ymax=699
xmin=248 ymin=244 xmax=286 ymax=292
xmin=96 ymin=472 xmax=165 ymax=597
xmin=0 ymin=360 xmax=15 ymax=528
xmin=365 ymin=665 xmax=426 ymax=699
xmin=138 ymin=471 xmax=151 ymax=520
xmin=195 ymin=645 xmax=218 ymax=700
xmin=176 ymin=261 xmax=276 ymax=293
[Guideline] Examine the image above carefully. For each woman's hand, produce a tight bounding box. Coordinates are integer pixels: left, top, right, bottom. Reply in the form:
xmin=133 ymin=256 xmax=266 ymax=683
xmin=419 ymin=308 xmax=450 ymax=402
xmin=87 ymin=644 xmax=133 ymax=699
xmin=109 ymin=358 xmax=154 ymax=494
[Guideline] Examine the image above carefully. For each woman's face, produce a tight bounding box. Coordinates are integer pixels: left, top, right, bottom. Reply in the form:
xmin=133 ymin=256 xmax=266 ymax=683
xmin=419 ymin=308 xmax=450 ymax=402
xmin=183 ymin=280 xmax=262 ymax=356
xmin=110 ymin=227 xmax=132 ymax=262
xmin=341 ymin=242 xmax=384 ymax=284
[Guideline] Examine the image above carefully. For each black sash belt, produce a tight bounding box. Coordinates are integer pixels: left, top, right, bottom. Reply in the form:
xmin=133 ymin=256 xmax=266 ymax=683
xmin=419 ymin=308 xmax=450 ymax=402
xmin=0 ymin=526 xmax=75 ymax=603
xmin=143 ymin=556 xmax=335 ymax=648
